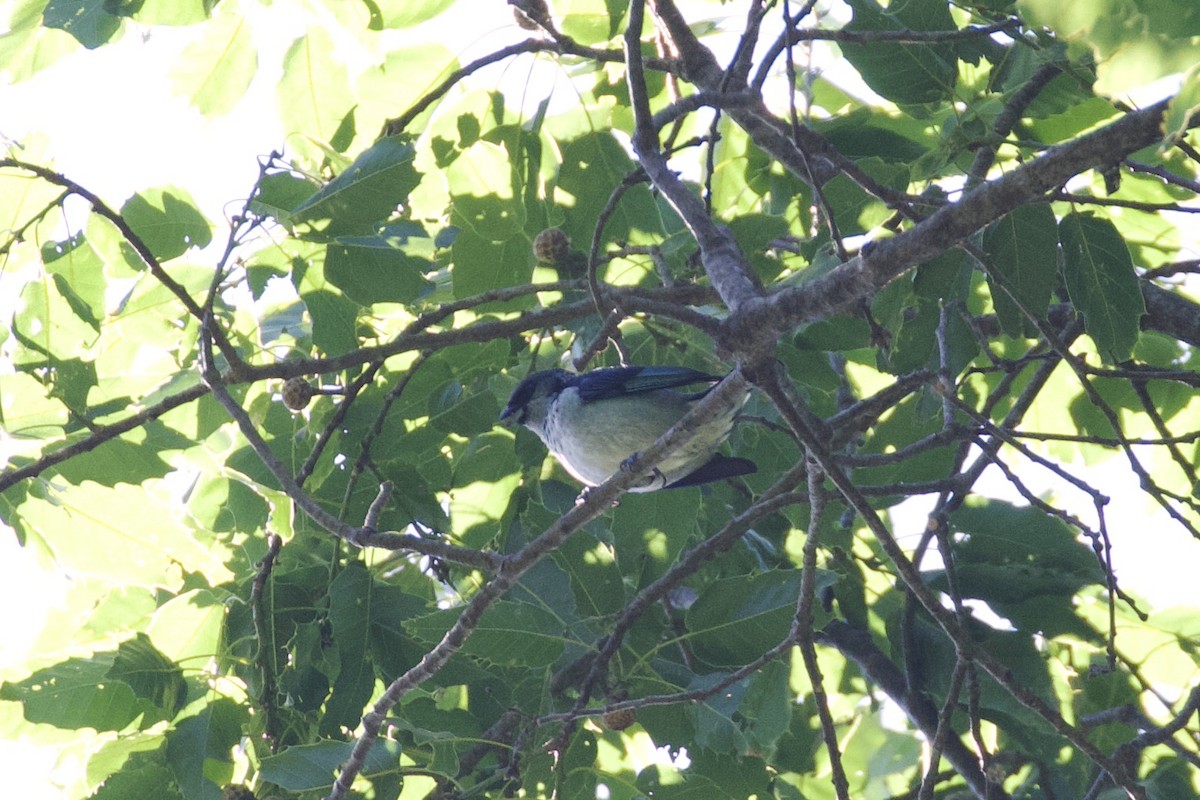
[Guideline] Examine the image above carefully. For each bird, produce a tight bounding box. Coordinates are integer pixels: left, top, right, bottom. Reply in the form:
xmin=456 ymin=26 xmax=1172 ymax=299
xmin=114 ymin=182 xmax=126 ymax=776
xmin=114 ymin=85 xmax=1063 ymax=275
xmin=499 ymin=365 xmax=756 ymax=492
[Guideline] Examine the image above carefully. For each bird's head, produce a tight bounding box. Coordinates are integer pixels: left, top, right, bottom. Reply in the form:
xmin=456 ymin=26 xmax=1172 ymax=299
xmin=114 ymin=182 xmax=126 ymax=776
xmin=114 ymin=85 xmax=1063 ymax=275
xmin=499 ymin=369 xmax=572 ymax=431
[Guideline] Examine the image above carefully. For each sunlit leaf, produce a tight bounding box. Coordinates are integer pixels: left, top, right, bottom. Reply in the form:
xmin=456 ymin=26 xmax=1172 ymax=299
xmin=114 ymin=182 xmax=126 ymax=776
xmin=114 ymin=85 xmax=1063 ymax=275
xmin=277 ymin=27 xmax=352 ymax=150
xmin=169 ymin=5 xmax=256 ymax=115
xmin=120 ymin=187 xmax=212 ymax=261
xmin=290 ymin=136 xmax=421 ymax=237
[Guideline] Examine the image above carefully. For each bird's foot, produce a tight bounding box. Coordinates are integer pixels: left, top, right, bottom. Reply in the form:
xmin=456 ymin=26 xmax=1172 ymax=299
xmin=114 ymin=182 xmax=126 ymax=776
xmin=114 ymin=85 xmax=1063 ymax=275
xmin=575 ymin=486 xmax=620 ymax=507
xmin=619 ymin=453 xmax=665 ymax=488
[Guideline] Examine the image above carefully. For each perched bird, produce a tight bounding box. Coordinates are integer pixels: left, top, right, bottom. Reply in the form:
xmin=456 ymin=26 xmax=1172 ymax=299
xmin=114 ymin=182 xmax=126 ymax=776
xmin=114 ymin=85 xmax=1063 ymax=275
xmin=499 ymin=365 xmax=756 ymax=492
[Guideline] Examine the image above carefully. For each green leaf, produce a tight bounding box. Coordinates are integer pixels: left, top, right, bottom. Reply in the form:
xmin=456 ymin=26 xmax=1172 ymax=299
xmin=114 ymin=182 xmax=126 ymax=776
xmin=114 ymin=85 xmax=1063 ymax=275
xmin=430 ymin=384 xmax=501 ymax=436
xmin=42 ymin=232 xmax=106 ymax=330
xmin=371 ymin=0 xmax=454 ymax=27
xmin=53 ymin=432 xmax=173 ymax=486
xmin=302 ymin=288 xmax=358 ymax=355
xmin=1019 ymin=0 xmax=1200 ymax=96
xmin=251 ymin=170 xmax=321 ymax=222
xmin=1 ymin=651 xmax=146 ymax=731
xmin=983 ymin=204 xmax=1059 ymax=337
xmin=164 ymin=699 xmax=246 ymax=800
xmin=91 ymin=759 xmax=181 ymax=800
xmin=43 ymin=0 xmax=122 ymax=49
xmin=612 ymin=491 xmax=702 ymax=585
xmin=120 ymin=187 xmax=212 ymax=261
xmin=258 ymin=738 xmax=403 ymax=791
xmin=107 ymin=633 xmax=187 ymax=719
xmin=169 ymin=5 xmax=256 ymax=115
xmin=1059 ymin=212 xmax=1145 ymax=363
xmin=841 ymin=0 xmax=958 ymax=106
xmin=0 ymin=1 xmax=79 ymax=82
xmin=130 ymin=0 xmax=212 ymax=25
xmin=449 ymin=227 xmax=531 ymax=299
xmin=449 ymin=431 xmax=520 ymax=548
xmin=687 ymin=571 xmax=833 ymax=668
xmin=820 ymin=157 xmax=910 ymax=236
xmin=404 ymin=600 xmax=565 ymax=668
xmin=369 ymin=585 xmax=430 ymax=680
xmin=12 ymin=479 xmax=224 ymax=586
xmin=933 ymin=499 xmax=1106 ymax=637
xmin=551 ymin=523 xmax=626 ymax=617
xmin=741 ymin=660 xmax=792 ymax=759
xmin=321 ymin=563 xmax=378 ymax=736
xmin=1164 ymin=64 xmax=1200 ymax=145
xmin=277 ymin=27 xmax=353 ymax=151
xmin=290 ymin=136 xmax=421 ymax=236
xmin=325 ymin=235 xmax=434 ymax=305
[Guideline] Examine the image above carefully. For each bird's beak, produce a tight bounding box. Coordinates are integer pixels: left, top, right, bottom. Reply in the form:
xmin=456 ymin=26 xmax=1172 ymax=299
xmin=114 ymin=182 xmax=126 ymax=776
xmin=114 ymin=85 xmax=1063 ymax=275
xmin=498 ymin=405 xmax=517 ymax=427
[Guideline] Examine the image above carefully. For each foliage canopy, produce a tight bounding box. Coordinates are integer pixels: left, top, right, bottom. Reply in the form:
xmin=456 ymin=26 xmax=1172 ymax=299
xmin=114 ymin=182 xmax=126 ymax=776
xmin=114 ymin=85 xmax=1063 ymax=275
xmin=1 ymin=1 xmax=1199 ymax=799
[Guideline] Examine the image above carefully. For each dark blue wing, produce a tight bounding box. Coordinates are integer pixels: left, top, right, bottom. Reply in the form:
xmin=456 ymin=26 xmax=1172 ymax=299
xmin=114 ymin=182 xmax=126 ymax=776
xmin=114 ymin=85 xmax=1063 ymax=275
xmin=666 ymin=454 xmax=757 ymax=489
xmin=574 ymin=366 xmax=721 ymax=402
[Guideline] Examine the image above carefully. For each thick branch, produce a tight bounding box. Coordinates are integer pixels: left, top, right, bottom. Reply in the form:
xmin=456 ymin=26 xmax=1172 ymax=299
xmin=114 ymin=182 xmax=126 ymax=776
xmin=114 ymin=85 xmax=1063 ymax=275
xmin=729 ymin=99 xmax=1175 ymax=343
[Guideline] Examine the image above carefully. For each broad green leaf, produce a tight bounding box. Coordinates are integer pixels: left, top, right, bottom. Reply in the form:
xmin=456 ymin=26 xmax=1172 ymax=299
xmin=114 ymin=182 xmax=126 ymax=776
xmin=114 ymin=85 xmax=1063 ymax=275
xmin=982 ymin=204 xmax=1059 ymax=337
xmin=301 ymin=288 xmax=358 ymax=356
xmin=0 ymin=1 xmax=78 ymax=81
xmin=612 ymin=490 xmax=702 ymax=584
xmin=404 ymin=600 xmax=564 ymax=668
xmin=52 ymin=431 xmax=173 ymax=486
xmin=120 ymin=187 xmax=212 ymax=261
xmin=130 ymin=0 xmax=211 ymax=25
xmin=1059 ymin=212 xmax=1145 ymax=363
xmin=13 ymin=278 xmax=100 ymax=368
xmin=169 ymin=5 xmax=256 ymax=116
xmin=841 ymin=0 xmax=958 ymax=106
xmin=107 ymin=633 xmax=187 ymax=720
xmin=259 ymin=739 xmax=403 ymax=791
xmin=637 ymin=767 xmax=728 ymax=799
xmin=42 ymin=233 xmax=106 ymax=330
xmin=0 ymin=650 xmax=151 ymax=731
xmin=816 ymin=109 xmax=928 ymax=163
xmin=932 ymin=499 xmax=1106 ymax=637
xmin=324 ymin=236 xmax=433 ymax=306
xmin=370 ymin=0 xmax=454 ymax=28
xmin=250 ymin=170 xmax=320 ymax=223
xmin=43 ymin=0 xmax=122 ymax=49
xmin=355 ymin=44 xmax=458 ymax=135
xmin=449 ymin=228 xmax=531 ymax=299
xmin=277 ymin=27 xmax=352 ymax=151
xmin=688 ymin=673 xmax=750 ymax=755
xmin=90 ymin=758 xmax=180 ymax=800
xmin=429 ymin=383 xmax=501 ymax=436
xmin=321 ymin=564 xmax=378 ymax=735
xmin=551 ymin=524 xmax=626 ymax=618
xmin=1019 ymin=0 xmax=1200 ymax=96
xmin=145 ymin=590 xmax=228 ymax=665
xmin=163 ymin=699 xmax=245 ymax=799
xmin=369 ymin=585 xmax=430 ymax=681
xmin=290 ymin=136 xmax=421 ymax=236
xmin=449 ymin=432 xmax=520 ymax=548
xmin=820 ymin=157 xmax=910 ymax=236
xmin=14 ymin=480 xmax=222 ymax=586
xmin=1164 ymin=65 xmax=1200 ymax=145
xmin=687 ymin=571 xmax=833 ymax=668
xmin=741 ymin=659 xmax=793 ymax=759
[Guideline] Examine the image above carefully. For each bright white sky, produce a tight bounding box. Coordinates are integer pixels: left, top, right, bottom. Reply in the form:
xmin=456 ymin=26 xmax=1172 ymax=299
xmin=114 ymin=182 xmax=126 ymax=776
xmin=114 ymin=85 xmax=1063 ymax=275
xmin=0 ymin=5 xmax=1197 ymax=798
